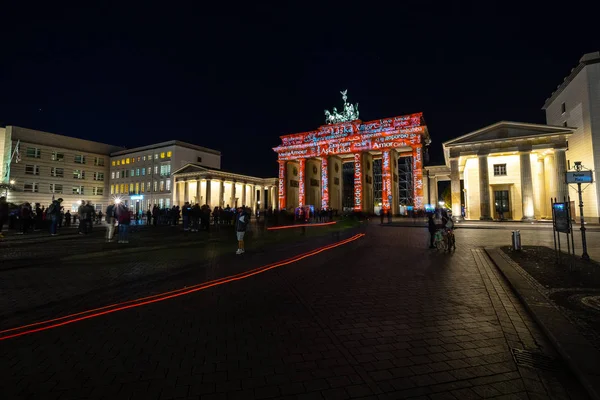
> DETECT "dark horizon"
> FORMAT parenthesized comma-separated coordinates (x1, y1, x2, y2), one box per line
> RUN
(1, 3, 598, 178)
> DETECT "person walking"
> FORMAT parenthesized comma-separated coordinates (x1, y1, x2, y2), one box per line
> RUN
(105, 201, 116, 242)
(47, 198, 63, 236)
(116, 203, 131, 243)
(235, 207, 249, 255)
(427, 213, 436, 249)
(0, 196, 8, 238)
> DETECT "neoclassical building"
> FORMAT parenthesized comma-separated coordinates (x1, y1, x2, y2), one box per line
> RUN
(172, 164, 278, 211)
(425, 121, 574, 221)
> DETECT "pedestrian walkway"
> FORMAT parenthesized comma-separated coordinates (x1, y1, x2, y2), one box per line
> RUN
(0, 225, 589, 399)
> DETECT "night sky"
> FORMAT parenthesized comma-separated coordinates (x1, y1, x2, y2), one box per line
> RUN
(1, 3, 598, 177)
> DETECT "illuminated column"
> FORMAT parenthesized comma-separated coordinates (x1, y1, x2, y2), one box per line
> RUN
(250, 184, 255, 210)
(242, 183, 247, 206)
(450, 158, 463, 221)
(232, 181, 237, 207)
(172, 178, 177, 206)
(270, 186, 276, 209)
(219, 180, 225, 207)
(298, 159, 306, 207)
(183, 180, 189, 203)
(321, 157, 329, 209)
(478, 155, 491, 220)
(536, 158, 546, 218)
(520, 151, 535, 220)
(391, 151, 400, 215)
(278, 161, 286, 210)
(545, 153, 556, 201)
(412, 145, 424, 209)
(555, 148, 568, 201)
(353, 153, 363, 211)
(196, 179, 201, 204)
(381, 150, 392, 211)
(206, 179, 212, 207)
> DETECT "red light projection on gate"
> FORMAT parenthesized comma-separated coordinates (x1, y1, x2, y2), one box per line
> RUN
(382, 150, 392, 211)
(321, 157, 329, 209)
(278, 161, 286, 209)
(298, 159, 305, 207)
(354, 153, 362, 211)
(274, 112, 428, 210)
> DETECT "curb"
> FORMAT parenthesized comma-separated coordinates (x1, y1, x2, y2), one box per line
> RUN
(484, 247, 600, 400)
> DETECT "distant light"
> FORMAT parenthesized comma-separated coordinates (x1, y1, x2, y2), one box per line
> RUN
(438, 201, 445, 206)
(77, 200, 82, 205)
(9, 179, 15, 185)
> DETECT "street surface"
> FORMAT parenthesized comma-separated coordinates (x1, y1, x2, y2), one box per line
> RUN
(0, 223, 595, 399)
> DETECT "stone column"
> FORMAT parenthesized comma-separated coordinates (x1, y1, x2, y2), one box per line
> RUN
(321, 157, 329, 209)
(298, 159, 306, 207)
(206, 179, 212, 207)
(520, 152, 535, 220)
(545, 153, 556, 202)
(450, 158, 463, 221)
(172, 178, 177, 207)
(232, 181, 237, 207)
(184, 180, 189, 203)
(353, 153, 363, 211)
(250, 184, 255, 210)
(242, 183, 247, 206)
(381, 150, 392, 212)
(219, 180, 225, 207)
(412, 145, 424, 209)
(478, 155, 491, 220)
(555, 148, 568, 202)
(536, 158, 546, 218)
(430, 176, 438, 205)
(277, 161, 286, 210)
(196, 179, 201, 204)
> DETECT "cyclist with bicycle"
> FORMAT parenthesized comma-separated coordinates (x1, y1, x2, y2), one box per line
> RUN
(442, 212, 456, 251)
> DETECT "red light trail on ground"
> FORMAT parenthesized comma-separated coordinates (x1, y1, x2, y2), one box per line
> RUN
(266, 221, 336, 230)
(0, 233, 365, 341)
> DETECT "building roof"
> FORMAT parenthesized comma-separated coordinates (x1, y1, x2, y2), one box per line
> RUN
(110, 140, 221, 157)
(443, 121, 573, 147)
(172, 163, 277, 184)
(7, 126, 124, 154)
(542, 51, 600, 110)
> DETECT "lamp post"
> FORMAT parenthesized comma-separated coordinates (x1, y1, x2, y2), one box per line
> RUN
(573, 162, 590, 261)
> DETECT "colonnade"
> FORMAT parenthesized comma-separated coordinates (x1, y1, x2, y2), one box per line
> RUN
(173, 178, 277, 210)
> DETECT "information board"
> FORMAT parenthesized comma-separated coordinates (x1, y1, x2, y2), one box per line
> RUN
(553, 202, 570, 233)
(566, 171, 593, 183)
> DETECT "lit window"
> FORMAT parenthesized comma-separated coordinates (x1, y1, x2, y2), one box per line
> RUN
(126, 158, 130, 164)
(142, 168, 146, 176)
(143, 156, 146, 161)
(26, 148, 41, 158)
(94, 157, 105, 166)
(137, 156, 141, 162)
(154, 166, 158, 174)
(153, 181, 158, 192)
(94, 172, 105, 181)
(111, 172, 115, 179)
(135, 183, 139, 193)
(112, 161, 116, 166)
(120, 184, 125, 193)
(23, 182, 39, 192)
(121, 159, 125, 165)
(51, 167, 64, 178)
(136, 168, 140, 176)
(148, 167, 152, 175)
(74, 155, 86, 164)
(52, 152, 64, 162)
(167, 151, 172, 158)
(131, 169, 134, 176)
(493, 164, 507, 176)
(115, 185, 119, 194)
(165, 198, 170, 208)
(160, 152, 165, 159)
(160, 180, 165, 191)
(50, 184, 63, 194)
(154, 154, 159, 160)
(25, 165, 40, 175)
(129, 183, 133, 193)
(117, 160, 121, 166)
(72, 186, 84, 195)
(140, 183, 144, 193)
(131, 157, 135, 163)
(147, 182, 151, 191)
(93, 187, 104, 196)
(73, 169, 85, 179)
(110, 185, 114, 194)
(166, 179, 171, 191)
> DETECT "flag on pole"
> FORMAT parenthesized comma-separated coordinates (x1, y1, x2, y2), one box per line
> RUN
(14, 140, 21, 163)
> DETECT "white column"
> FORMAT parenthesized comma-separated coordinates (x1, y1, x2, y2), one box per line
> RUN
(555, 148, 568, 202)
(520, 151, 535, 220)
(184, 180, 189, 203)
(478, 155, 491, 220)
(536, 157, 546, 218)
(219, 180, 225, 207)
(196, 180, 201, 204)
(206, 179, 212, 207)
(172, 178, 177, 207)
(232, 182, 237, 207)
(450, 158, 463, 221)
(242, 183, 247, 206)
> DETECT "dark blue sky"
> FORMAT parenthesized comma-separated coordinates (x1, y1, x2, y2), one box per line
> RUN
(1, 3, 598, 177)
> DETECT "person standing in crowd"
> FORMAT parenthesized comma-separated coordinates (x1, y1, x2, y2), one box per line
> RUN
(64, 210, 71, 227)
(182, 202, 191, 231)
(34, 203, 43, 231)
(428, 213, 436, 249)
(116, 203, 131, 243)
(78, 200, 86, 235)
(0, 196, 8, 238)
(105, 201, 116, 242)
(84, 201, 94, 233)
(47, 197, 63, 236)
(235, 207, 249, 255)
(146, 208, 152, 225)
(18, 202, 32, 235)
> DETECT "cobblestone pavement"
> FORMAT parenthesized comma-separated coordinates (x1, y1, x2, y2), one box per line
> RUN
(0, 225, 591, 399)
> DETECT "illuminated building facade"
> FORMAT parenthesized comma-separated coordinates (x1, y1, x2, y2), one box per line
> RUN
(273, 92, 430, 213)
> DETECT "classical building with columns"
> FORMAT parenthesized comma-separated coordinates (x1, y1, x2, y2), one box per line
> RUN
(273, 106, 430, 213)
(172, 164, 278, 211)
(425, 121, 574, 221)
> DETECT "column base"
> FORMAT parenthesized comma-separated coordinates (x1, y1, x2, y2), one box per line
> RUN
(521, 217, 536, 222)
(479, 216, 493, 221)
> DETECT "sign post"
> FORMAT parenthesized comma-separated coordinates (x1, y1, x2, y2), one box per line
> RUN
(566, 163, 593, 261)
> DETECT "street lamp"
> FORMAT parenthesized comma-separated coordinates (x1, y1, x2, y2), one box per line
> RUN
(573, 162, 591, 261)
(9, 179, 15, 185)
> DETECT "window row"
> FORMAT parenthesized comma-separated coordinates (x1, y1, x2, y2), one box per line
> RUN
(111, 151, 172, 166)
(24, 165, 104, 180)
(23, 183, 104, 195)
(24, 148, 104, 165)
(110, 180, 171, 194)
(111, 164, 171, 179)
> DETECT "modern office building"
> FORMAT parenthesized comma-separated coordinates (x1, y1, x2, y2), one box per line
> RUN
(543, 51, 600, 222)
(1, 126, 123, 212)
(108, 141, 221, 212)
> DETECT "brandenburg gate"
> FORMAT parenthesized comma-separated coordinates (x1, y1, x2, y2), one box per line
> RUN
(273, 91, 430, 214)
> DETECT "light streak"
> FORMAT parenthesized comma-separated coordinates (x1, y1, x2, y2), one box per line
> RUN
(0, 233, 365, 341)
(266, 221, 336, 230)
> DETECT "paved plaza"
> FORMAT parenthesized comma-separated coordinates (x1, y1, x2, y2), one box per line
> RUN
(1, 223, 597, 399)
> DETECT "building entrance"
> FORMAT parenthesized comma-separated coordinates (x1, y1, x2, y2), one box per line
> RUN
(494, 190, 510, 220)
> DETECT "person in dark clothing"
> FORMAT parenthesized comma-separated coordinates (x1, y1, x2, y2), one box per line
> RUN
(428, 214, 437, 249)
(34, 203, 43, 231)
(146, 209, 152, 225)
(64, 210, 71, 227)
(0, 196, 8, 238)
(380, 210, 385, 224)
(47, 198, 63, 236)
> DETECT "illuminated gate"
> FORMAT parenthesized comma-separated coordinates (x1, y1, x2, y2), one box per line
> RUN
(273, 91, 430, 213)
